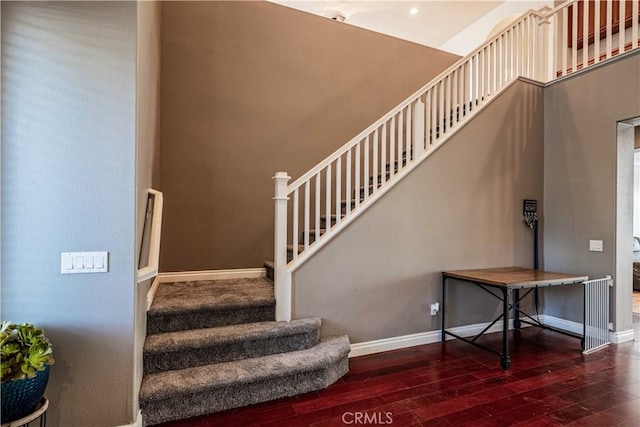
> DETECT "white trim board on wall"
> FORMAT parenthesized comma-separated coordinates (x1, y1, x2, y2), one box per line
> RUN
(146, 268, 267, 310)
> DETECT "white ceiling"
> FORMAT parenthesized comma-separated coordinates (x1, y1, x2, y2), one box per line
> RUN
(269, 0, 552, 55)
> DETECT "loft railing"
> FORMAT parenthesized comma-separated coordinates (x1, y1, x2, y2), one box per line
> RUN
(273, 0, 640, 321)
(138, 189, 164, 283)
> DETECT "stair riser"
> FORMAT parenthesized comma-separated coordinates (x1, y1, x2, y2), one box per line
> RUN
(147, 306, 274, 334)
(144, 330, 320, 374)
(141, 358, 349, 426)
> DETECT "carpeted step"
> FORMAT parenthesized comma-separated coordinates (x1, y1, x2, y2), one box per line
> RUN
(147, 278, 275, 334)
(144, 317, 321, 374)
(140, 335, 350, 426)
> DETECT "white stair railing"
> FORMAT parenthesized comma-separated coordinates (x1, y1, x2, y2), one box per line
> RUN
(273, 0, 640, 321)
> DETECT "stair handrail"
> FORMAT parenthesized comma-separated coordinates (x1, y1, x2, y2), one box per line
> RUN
(138, 188, 164, 283)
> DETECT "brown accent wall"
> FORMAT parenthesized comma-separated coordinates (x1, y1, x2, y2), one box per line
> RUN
(293, 80, 545, 343)
(635, 125, 640, 149)
(159, 1, 460, 271)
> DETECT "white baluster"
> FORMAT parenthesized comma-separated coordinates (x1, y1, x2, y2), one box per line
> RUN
(582, 0, 589, 67)
(335, 157, 341, 223)
(325, 164, 331, 230)
(293, 188, 299, 261)
(451, 70, 458, 128)
(304, 180, 310, 249)
(633, 0, 639, 49)
(373, 128, 379, 193)
(389, 117, 395, 176)
(562, 7, 568, 75)
(480, 48, 485, 100)
(397, 110, 403, 169)
(425, 91, 431, 147)
(571, 2, 578, 72)
(594, 0, 601, 63)
(606, 0, 612, 59)
(315, 172, 321, 240)
(431, 84, 438, 138)
(346, 149, 352, 215)
(273, 171, 291, 321)
(355, 142, 361, 208)
(364, 135, 370, 199)
(619, 0, 626, 53)
(444, 76, 451, 132)
(381, 122, 387, 185)
(437, 82, 444, 140)
(406, 103, 412, 160)
(459, 64, 466, 119)
(413, 99, 425, 158)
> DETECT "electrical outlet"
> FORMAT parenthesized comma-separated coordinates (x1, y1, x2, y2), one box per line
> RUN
(430, 303, 440, 316)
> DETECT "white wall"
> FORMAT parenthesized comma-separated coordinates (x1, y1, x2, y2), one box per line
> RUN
(439, 1, 552, 56)
(134, 0, 161, 421)
(1, 2, 137, 426)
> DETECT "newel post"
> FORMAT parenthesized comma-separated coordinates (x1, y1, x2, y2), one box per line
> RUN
(536, 7, 553, 83)
(273, 172, 291, 321)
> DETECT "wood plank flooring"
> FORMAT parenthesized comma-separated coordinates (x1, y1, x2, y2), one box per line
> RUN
(156, 318, 640, 426)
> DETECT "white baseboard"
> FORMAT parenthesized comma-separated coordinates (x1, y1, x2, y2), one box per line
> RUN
(117, 410, 142, 427)
(538, 314, 583, 335)
(349, 331, 440, 358)
(541, 315, 636, 344)
(349, 319, 528, 358)
(146, 268, 267, 311)
(610, 328, 635, 344)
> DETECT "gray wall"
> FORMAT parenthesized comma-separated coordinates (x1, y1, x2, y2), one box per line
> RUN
(293, 80, 545, 343)
(1, 2, 137, 426)
(159, 1, 460, 271)
(134, 0, 161, 421)
(544, 53, 640, 331)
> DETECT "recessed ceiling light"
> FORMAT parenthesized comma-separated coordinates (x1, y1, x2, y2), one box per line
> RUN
(409, 7, 419, 15)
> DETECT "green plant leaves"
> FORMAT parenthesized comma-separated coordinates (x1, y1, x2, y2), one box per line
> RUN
(0, 322, 54, 382)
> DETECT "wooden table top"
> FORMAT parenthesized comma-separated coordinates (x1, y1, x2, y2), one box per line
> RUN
(442, 267, 588, 289)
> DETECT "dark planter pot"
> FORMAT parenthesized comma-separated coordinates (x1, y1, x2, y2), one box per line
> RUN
(1, 365, 50, 423)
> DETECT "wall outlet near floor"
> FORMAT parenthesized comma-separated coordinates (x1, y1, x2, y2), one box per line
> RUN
(430, 302, 440, 316)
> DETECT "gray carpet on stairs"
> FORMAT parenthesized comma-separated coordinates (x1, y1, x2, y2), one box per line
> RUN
(144, 317, 321, 374)
(140, 335, 350, 426)
(147, 277, 275, 334)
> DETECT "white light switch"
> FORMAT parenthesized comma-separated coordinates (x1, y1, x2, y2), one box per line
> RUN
(589, 240, 603, 252)
(61, 252, 108, 274)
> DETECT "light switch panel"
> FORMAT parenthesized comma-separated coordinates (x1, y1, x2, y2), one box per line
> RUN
(589, 240, 603, 252)
(61, 252, 108, 274)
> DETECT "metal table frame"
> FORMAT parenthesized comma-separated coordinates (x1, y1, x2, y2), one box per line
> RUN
(441, 267, 588, 370)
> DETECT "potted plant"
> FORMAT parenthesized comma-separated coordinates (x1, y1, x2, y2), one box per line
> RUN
(1, 321, 55, 423)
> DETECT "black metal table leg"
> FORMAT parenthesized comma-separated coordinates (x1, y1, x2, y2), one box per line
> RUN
(513, 289, 521, 329)
(441, 275, 447, 342)
(500, 288, 511, 370)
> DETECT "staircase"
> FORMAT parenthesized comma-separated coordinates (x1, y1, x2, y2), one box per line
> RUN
(139, 277, 350, 426)
(270, 0, 640, 322)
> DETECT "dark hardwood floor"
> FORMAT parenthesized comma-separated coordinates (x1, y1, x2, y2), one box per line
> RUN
(157, 317, 640, 426)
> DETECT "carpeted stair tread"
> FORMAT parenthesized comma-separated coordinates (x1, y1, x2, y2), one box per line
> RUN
(140, 335, 350, 402)
(149, 277, 274, 316)
(147, 278, 276, 334)
(144, 317, 320, 353)
(143, 318, 322, 373)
